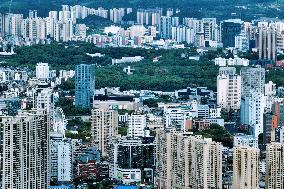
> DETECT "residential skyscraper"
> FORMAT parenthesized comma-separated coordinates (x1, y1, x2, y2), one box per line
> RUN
(160, 16, 172, 39)
(156, 129, 223, 189)
(0, 110, 49, 189)
(233, 146, 260, 189)
(136, 8, 162, 26)
(91, 108, 118, 156)
(75, 64, 96, 108)
(265, 142, 284, 189)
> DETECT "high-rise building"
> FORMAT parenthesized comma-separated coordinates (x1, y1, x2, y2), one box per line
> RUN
(0, 13, 7, 36)
(91, 108, 118, 156)
(127, 114, 146, 138)
(136, 8, 162, 26)
(75, 64, 96, 108)
(62, 19, 73, 42)
(171, 17, 179, 27)
(258, 24, 276, 61)
(36, 62, 50, 80)
(109, 136, 155, 184)
(221, 19, 243, 48)
(217, 72, 241, 111)
(166, 8, 174, 17)
(109, 8, 125, 23)
(156, 129, 223, 189)
(10, 14, 23, 36)
(50, 139, 72, 182)
(202, 18, 217, 41)
(263, 112, 278, 144)
(171, 26, 195, 44)
(235, 31, 249, 52)
(263, 101, 284, 143)
(240, 90, 265, 137)
(233, 146, 260, 189)
(36, 88, 54, 113)
(160, 16, 172, 39)
(265, 142, 284, 189)
(240, 66, 265, 97)
(0, 110, 49, 189)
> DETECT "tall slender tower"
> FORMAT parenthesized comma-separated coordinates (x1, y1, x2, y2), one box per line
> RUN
(75, 64, 96, 108)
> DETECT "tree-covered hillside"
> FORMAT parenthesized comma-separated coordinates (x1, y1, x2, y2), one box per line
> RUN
(2, 42, 283, 92)
(1, 43, 220, 91)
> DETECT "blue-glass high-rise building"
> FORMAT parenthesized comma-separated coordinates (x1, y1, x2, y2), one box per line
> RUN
(221, 19, 243, 48)
(75, 64, 96, 108)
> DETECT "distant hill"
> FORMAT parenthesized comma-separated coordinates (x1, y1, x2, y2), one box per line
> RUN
(0, 0, 282, 20)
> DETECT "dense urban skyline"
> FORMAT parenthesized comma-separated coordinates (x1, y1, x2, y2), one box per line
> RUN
(1, 1, 284, 189)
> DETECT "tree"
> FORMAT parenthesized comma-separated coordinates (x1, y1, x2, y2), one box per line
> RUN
(195, 124, 233, 148)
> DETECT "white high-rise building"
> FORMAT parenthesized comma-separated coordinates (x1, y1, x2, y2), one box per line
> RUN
(36, 62, 50, 80)
(10, 14, 23, 36)
(156, 129, 223, 189)
(127, 114, 146, 138)
(62, 19, 73, 42)
(109, 8, 125, 23)
(171, 26, 195, 44)
(50, 140, 72, 182)
(240, 90, 265, 137)
(217, 73, 241, 111)
(91, 108, 118, 156)
(265, 142, 284, 188)
(233, 146, 260, 189)
(0, 110, 49, 189)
